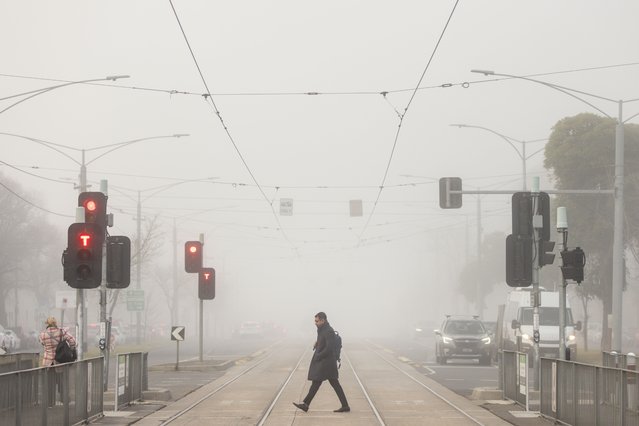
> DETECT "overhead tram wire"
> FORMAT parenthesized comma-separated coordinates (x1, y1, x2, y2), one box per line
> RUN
(167, 0, 298, 255)
(0, 179, 72, 218)
(2, 62, 639, 99)
(356, 0, 461, 246)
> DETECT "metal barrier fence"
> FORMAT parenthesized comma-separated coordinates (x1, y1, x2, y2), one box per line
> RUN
(0, 357, 104, 426)
(0, 353, 40, 375)
(540, 358, 639, 425)
(604, 352, 638, 370)
(114, 352, 148, 411)
(502, 350, 530, 410)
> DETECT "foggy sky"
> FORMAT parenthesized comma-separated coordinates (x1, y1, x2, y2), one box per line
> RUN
(2, 1, 638, 338)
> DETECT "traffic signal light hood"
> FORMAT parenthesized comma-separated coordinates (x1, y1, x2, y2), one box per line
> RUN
(184, 241, 203, 273)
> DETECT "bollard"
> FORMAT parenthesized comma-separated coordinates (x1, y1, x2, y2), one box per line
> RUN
(627, 353, 636, 411)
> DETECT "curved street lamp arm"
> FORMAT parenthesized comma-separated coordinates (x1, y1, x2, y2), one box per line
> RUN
(141, 176, 218, 202)
(623, 110, 639, 124)
(471, 70, 612, 118)
(0, 132, 80, 165)
(525, 146, 546, 160)
(450, 123, 523, 159)
(85, 134, 189, 166)
(0, 75, 129, 116)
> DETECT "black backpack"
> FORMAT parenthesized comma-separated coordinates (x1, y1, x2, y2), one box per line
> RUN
(50, 331, 77, 364)
(334, 331, 342, 368)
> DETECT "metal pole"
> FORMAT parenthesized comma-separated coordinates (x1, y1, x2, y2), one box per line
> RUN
(558, 227, 568, 361)
(77, 150, 87, 359)
(100, 180, 109, 391)
(611, 100, 625, 352)
(531, 178, 541, 391)
(136, 191, 142, 345)
(476, 192, 482, 318)
(173, 218, 178, 324)
(522, 142, 527, 191)
(199, 233, 204, 361)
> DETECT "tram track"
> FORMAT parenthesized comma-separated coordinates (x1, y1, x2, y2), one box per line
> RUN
(144, 338, 502, 425)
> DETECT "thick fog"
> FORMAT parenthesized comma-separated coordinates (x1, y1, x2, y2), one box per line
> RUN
(1, 1, 639, 345)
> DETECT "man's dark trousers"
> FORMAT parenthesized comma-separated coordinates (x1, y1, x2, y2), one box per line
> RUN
(303, 378, 348, 407)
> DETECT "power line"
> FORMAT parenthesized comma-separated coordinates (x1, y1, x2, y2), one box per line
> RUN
(0, 179, 72, 218)
(2, 62, 637, 98)
(168, 0, 298, 254)
(356, 0, 461, 245)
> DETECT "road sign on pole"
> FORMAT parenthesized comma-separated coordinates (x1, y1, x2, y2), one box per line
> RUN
(126, 289, 145, 311)
(171, 326, 185, 341)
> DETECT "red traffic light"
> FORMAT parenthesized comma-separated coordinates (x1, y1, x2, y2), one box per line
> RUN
(64, 222, 103, 289)
(79, 233, 92, 247)
(199, 267, 215, 300)
(184, 241, 203, 273)
(78, 192, 107, 231)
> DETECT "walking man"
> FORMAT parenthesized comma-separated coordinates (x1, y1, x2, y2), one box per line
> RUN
(293, 311, 350, 413)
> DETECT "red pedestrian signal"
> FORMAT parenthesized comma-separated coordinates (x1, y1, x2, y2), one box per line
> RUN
(64, 222, 103, 289)
(199, 267, 215, 300)
(79, 192, 107, 231)
(184, 241, 203, 273)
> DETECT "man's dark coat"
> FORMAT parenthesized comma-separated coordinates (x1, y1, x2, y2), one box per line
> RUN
(307, 321, 339, 381)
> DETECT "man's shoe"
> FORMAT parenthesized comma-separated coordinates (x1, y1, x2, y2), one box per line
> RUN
(293, 402, 309, 412)
(333, 406, 350, 413)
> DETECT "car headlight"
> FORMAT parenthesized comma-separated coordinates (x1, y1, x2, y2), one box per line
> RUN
(521, 333, 532, 343)
(567, 335, 576, 342)
(482, 336, 491, 345)
(415, 328, 422, 332)
(442, 336, 453, 344)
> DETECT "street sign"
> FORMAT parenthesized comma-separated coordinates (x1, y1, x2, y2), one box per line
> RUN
(55, 290, 77, 309)
(349, 200, 363, 217)
(439, 177, 462, 209)
(171, 326, 185, 341)
(126, 289, 145, 311)
(279, 198, 293, 216)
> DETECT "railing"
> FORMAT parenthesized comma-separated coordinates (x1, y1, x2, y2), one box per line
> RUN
(540, 357, 639, 425)
(604, 351, 638, 370)
(114, 352, 148, 411)
(0, 357, 104, 426)
(0, 353, 40, 374)
(502, 350, 530, 410)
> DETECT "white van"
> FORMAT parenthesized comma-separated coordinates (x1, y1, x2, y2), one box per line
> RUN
(502, 288, 581, 360)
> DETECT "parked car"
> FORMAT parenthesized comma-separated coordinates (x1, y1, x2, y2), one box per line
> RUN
(434, 315, 492, 365)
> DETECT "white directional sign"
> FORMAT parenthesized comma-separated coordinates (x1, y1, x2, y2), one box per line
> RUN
(280, 198, 293, 216)
(171, 326, 185, 341)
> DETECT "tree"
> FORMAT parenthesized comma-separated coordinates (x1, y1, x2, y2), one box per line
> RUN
(0, 173, 61, 327)
(457, 231, 507, 315)
(544, 112, 639, 350)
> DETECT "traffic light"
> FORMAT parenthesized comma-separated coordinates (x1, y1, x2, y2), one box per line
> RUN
(506, 234, 533, 287)
(198, 267, 215, 300)
(184, 241, 203, 273)
(512, 192, 533, 237)
(106, 236, 131, 289)
(561, 247, 586, 283)
(78, 192, 108, 231)
(64, 223, 103, 289)
(439, 177, 462, 209)
(539, 240, 556, 267)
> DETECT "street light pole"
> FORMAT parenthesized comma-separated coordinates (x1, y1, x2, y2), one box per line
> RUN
(450, 124, 546, 191)
(471, 68, 639, 352)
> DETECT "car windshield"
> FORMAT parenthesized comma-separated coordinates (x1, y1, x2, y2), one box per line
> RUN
(520, 307, 574, 326)
(444, 320, 485, 335)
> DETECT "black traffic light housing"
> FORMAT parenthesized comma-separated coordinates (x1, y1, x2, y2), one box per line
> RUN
(506, 234, 533, 287)
(539, 240, 556, 267)
(184, 241, 203, 273)
(561, 247, 586, 283)
(64, 222, 104, 289)
(198, 267, 215, 300)
(79, 192, 108, 231)
(106, 236, 131, 288)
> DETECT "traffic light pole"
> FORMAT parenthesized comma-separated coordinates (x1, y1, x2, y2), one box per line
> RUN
(199, 234, 204, 362)
(558, 224, 568, 361)
(99, 180, 110, 391)
(531, 181, 542, 391)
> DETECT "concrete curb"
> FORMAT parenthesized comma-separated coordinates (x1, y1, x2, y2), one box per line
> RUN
(470, 386, 504, 400)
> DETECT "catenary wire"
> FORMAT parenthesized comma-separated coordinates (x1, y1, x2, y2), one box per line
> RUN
(168, 0, 298, 254)
(356, 0, 461, 245)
